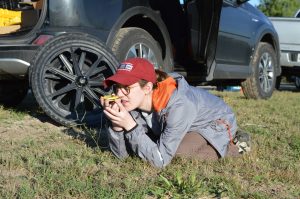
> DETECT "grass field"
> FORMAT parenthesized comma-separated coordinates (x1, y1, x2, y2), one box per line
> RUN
(0, 86, 300, 198)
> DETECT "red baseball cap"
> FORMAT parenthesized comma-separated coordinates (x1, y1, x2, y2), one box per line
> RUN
(104, 58, 157, 88)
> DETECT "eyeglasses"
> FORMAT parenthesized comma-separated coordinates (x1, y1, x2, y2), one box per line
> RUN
(112, 84, 140, 96)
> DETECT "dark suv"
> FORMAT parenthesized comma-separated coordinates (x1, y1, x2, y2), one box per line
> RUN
(0, 0, 280, 126)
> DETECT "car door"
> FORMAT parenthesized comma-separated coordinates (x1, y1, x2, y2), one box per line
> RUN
(186, 0, 222, 77)
(215, 0, 254, 77)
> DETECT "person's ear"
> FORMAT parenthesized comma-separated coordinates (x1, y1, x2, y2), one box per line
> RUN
(143, 82, 153, 95)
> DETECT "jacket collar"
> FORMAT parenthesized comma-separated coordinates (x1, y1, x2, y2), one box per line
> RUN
(152, 77, 177, 112)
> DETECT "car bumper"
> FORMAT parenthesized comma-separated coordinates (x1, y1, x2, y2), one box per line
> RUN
(280, 51, 300, 67)
(0, 45, 38, 78)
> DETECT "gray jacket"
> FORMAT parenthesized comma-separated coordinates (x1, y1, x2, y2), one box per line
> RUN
(108, 73, 237, 168)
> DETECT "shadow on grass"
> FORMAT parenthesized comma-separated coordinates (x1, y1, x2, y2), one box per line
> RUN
(6, 90, 110, 151)
(214, 83, 300, 100)
(12, 90, 61, 126)
(63, 126, 110, 152)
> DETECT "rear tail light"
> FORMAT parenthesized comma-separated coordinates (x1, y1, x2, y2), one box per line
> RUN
(32, 35, 53, 45)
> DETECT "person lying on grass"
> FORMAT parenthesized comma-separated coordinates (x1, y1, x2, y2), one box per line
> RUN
(101, 58, 250, 168)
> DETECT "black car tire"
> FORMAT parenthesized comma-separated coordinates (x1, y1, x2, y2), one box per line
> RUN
(111, 27, 169, 71)
(0, 79, 28, 106)
(241, 42, 277, 99)
(30, 33, 118, 126)
(295, 76, 300, 89)
(275, 75, 281, 90)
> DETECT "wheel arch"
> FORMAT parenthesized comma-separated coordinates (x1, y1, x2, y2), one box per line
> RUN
(106, 6, 173, 69)
(253, 29, 281, 77)
(260, 33, 281, 76)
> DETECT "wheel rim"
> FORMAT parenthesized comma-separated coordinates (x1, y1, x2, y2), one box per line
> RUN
(258, 52, 274, 93)
(42, 46, 115, 124)
(125, 43, 159, 68)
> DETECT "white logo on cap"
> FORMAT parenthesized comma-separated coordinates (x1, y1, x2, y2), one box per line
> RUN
(118, 63, 133, 71)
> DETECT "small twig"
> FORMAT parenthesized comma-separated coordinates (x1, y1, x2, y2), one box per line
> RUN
(243, 123, 268, 128)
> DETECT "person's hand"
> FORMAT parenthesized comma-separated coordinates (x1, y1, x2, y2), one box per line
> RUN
(103, 100, 137, 131)
(100, 96, 123, 131)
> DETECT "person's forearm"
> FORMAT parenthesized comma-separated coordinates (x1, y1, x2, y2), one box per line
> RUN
(108, 128, 129, 159)
(125, 125, 167, 168)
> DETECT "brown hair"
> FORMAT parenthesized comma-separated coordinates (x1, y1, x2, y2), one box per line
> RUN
(138, 69, 169, 89)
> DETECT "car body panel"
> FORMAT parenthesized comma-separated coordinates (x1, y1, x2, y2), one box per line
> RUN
(0, 0, 280, 81)
(216, 1, 253, 67)
(214, 0, 280, 79)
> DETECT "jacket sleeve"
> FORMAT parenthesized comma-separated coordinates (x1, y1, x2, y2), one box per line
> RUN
(125, 100, 197, 168)
(108, 128, 129, 159)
